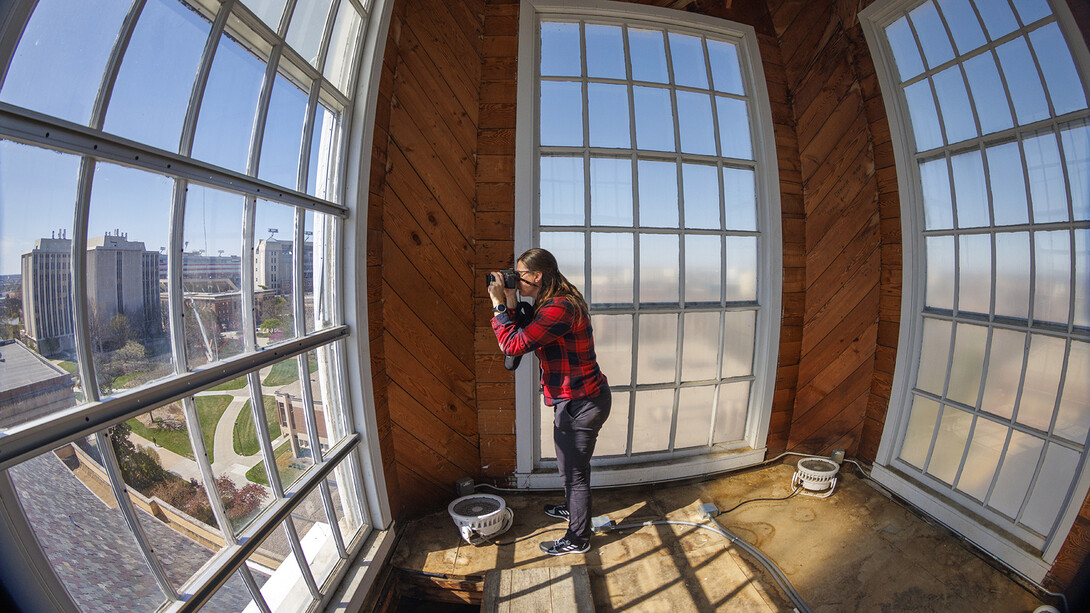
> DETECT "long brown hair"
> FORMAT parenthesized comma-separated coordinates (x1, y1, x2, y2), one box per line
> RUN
(518, 248, 589, 323)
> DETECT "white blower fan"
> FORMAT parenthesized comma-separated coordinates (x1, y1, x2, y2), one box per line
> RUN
(448, 493, 514, 545)
(791, 457, 840, 498)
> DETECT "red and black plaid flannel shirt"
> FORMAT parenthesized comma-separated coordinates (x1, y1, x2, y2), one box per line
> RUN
(491, 297, 606, 406)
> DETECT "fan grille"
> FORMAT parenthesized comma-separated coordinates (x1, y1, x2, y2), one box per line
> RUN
(452, 497, 501, 517)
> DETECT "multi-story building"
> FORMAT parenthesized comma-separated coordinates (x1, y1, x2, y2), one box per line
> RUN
(20, 233, 74, 356)
(0, 338, 76, 428)
(274, 375, 328, 460)
(254, 238, 312, 296)
(157, 251, 243, 285)
(86, 231, 162, 341)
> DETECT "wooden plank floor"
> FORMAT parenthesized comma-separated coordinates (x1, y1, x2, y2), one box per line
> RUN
(483, 565, 594, 613)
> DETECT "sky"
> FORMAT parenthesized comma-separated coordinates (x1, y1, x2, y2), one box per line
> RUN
(0, 0, 341, 275)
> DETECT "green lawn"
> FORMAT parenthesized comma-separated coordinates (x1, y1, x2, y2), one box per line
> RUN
(233, 395, 280, 456)
(125, 395, 232, 463)
(209, 376, 247, 391)
(261, 357, 318, 387)
(57, 360, 78, 374)
(246, 439, 305, 486)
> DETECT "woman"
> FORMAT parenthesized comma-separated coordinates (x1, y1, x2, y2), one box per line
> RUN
(488, 248, 611, 556)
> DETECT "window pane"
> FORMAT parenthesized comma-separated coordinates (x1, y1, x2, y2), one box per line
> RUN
(639, 234, 679, 303)
(978, 0, 1019, 40)
(1076, 229, 1090, 329)
(588, 83, 631, 149)
(676, 91, 717, 155)
(199, 571, 267, 612)
(1022, 443, 1079, 535)
(956, 416, 1006, 501)
(707, 39, 744, 95)
(303, 211, 317, 333)
(590, 157, 633, 226)
(192, 23, 268, 174)
(9, 441, 170, 611)
(723, 236, 756, 302)
(259, 68, 310, 188)
(885, 16, 925, 82)
(289, 486, 340, 588)
(286, 0, 334, 67)
(245, 520, 315, 613)
(713, 380, 749, 442)
(632, 388, 675, 453)
(947, 322, 987, 406)
(900, 395, 940, 469)
(316, 341, 352, 444)
(925, 235, 955, 310)
(0, 142, 81, 413)
(1055, 340, 1090, 444)
(917, 317, 952, 395)
(996, 37, 1049, 125)
(1061, 124, 1090, 221)
(540, 232, 585, 291)
(981, 328, 1026, 420)
(986, 141, 1029, 226)
(540, 395, 554, 460)
(682, 312, 719, 382)
(540, 156, 585, 226)
(910, 1, 955, 69)
(637, 160, 679, 228)
(936, 0, 986, 55)
(1016, 334, 1065, 432)
(668, 33, 708, 89)
(1012, 0, 1052, 24)
(1029, 23, 1086, 117)
(721, 310, 756, 378)
(0, 0, 129, 125)
(591, 232, 633, 305)
(86, 164, 173, 397)
(633, 86, 675, 151)
(685, 235, 722, 304)
(1033, 230, 1070, 326)
(957, 234, 991, 316)
(324, 0, 363, 93)
(994, 231, 1031, 320)
(243, 379, 311, 491)
(682, 163, 720, 229)
(723, 167, 757, 231)
(716, 97, 752, 160)
(629, 28, 669, 83)
(905, 79, 943, 152)
(1025, 133, 1068, 223)
(963, 52, 1014, 135)
(933, 66, 977, 145)
(182, 185, 245, 370)
(596, 390, 630, 456)
(306, 102, 339, 199)
(920, 157, 954, 229)
(540, 81, 584, 147)
(586, 24, 625, 79)
(927, 405, 972, 484)
(103, 0, 211, 152)
(327, 455, 368, 543)
(952, 149, 989, 227)
(245, 0, 288, 31)
(541, 22, 581, 77)
(675, 385, 715, 448)
(592, 314, 632, 387)
(637, 313, 678, 384)
(310, 213, 337, 332)
(255, 200, 298, 343)
(989, 430, 1043, 518)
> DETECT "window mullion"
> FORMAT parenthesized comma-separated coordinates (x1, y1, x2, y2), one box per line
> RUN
(238, 566, 273, 613)
(283, 518, 320, 598)
(247, 45, 284, 178)
(179, 396, 237, 542)
(179, 0, 234, 157)
(93, 430, 180, 602)
(89, 0, 145, 130)
(70, 157, 98, 405)
(278, 0, 299, 38)
(315, 0, 342, 76)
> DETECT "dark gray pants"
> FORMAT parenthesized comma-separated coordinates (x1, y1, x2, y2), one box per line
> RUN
(553, 385, 611, 544)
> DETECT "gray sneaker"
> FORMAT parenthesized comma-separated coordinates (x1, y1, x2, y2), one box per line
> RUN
(544, 503, 569, 520)
(539, 536, 589, 556)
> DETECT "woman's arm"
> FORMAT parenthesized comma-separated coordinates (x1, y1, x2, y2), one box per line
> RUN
(492, 299, 573, 356)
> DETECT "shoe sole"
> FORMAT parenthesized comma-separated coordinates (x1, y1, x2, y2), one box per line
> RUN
(541, 544, 590, 556)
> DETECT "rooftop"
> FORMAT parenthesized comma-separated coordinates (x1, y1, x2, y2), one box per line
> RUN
(0, 338, 70, 396)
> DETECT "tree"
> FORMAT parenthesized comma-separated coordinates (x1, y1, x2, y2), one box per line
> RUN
(117, 340, 146, 364)
(109, 314, 131, 349)
(109, 423, 169, 492)
(259, 318, 282, 333)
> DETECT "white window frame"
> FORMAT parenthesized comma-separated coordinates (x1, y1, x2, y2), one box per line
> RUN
(0, 0, 395, 610)
(860, 0, 1090, 583)
(513, 0, 782, 488)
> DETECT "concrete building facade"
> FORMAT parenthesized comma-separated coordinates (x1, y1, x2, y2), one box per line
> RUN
(20, 235, 74, 357)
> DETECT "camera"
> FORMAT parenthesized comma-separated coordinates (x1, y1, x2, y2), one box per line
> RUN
(486, 269, 519, 289)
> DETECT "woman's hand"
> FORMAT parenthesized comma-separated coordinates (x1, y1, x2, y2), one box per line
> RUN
(488, 271, 507, 307)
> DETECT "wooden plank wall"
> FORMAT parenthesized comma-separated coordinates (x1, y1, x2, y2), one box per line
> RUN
(367, 0, 486, 518)
(475, 0, 520, 480)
